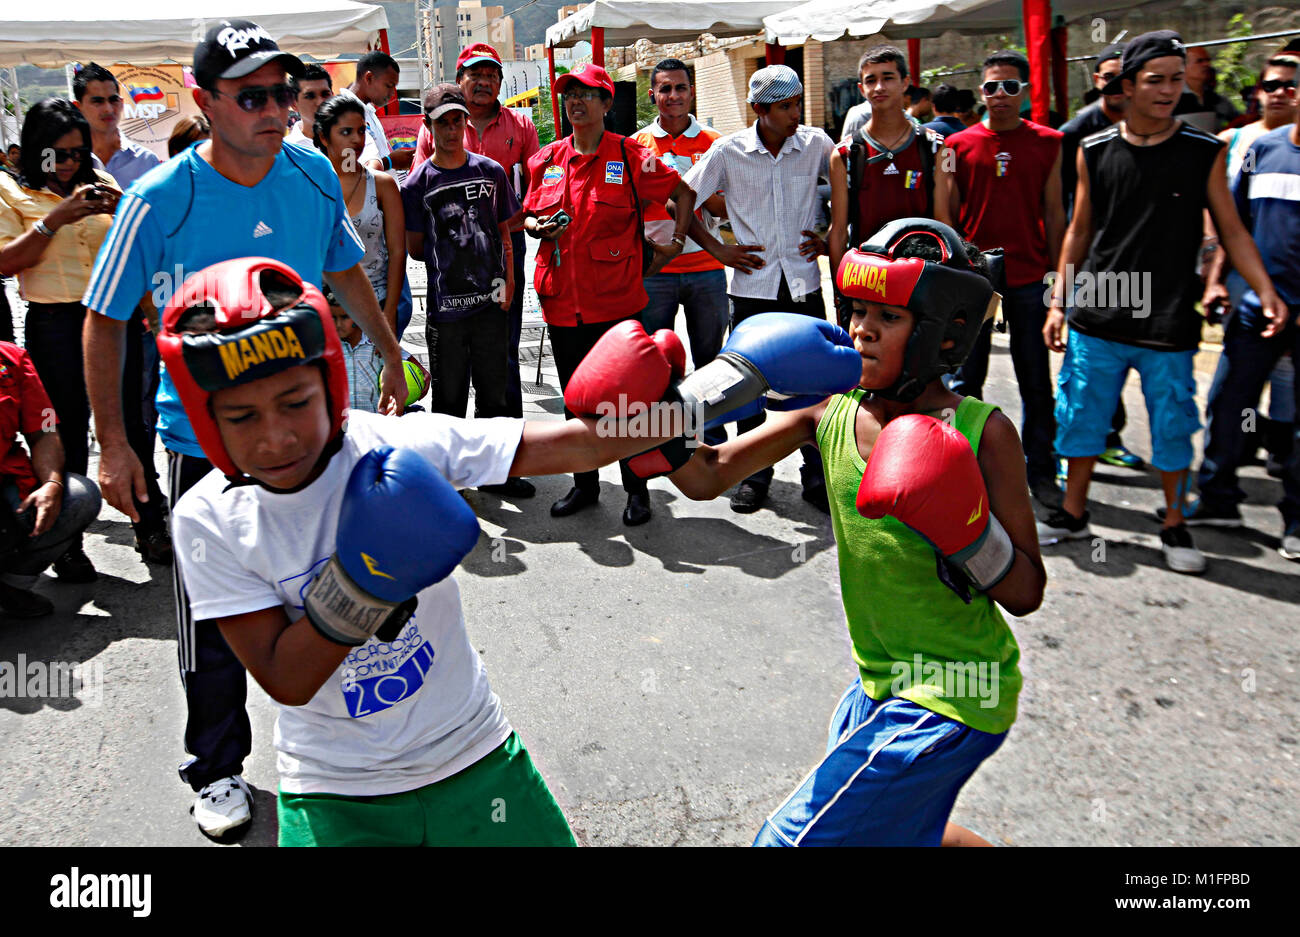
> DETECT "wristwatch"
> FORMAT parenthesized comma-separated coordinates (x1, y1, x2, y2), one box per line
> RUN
(671, 234, 686, 247)
(33, 218, 55, 238)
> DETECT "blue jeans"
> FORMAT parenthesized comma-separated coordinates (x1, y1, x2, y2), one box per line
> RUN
(1197, 303, 1300, 526)
(946, 282, 1057, 483)
(0, 473, 102, 588)
(640, 268, 729, 446)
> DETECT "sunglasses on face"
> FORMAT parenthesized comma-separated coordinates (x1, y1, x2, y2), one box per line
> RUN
(52, 146, 91, 163)
(563, 89, 604, 102)
(87, 95, 122, 106)
(213, 83, 296, 112)
(1260, 78, 1297, 93)
(296, 90, 332, 102)
(982, 79, 1027, 96)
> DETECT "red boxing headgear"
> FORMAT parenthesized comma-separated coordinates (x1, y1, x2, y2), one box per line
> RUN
(156, 257, 350, 478)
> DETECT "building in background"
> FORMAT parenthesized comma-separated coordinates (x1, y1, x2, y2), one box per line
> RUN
(421, 0, 517, 82)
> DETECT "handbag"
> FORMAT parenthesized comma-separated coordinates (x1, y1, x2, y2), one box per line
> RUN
(619, 136, 655, 275)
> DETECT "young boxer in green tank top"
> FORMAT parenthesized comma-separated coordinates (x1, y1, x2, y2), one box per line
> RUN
(663, 218, 1046, 846)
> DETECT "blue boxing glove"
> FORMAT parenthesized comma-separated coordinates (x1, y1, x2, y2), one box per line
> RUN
(304, 447, 481, 646)
(670, 312, 862, 430)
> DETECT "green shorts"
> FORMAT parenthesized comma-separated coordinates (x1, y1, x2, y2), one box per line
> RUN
(277, 732, 576, 847)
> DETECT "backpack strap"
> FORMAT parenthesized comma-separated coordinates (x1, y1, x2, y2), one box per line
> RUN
(917, 127, 941, 218)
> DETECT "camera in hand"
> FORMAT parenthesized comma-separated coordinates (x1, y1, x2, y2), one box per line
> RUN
(548, 210, 572, 229)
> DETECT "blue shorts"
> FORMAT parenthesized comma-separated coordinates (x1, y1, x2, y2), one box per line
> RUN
(1054, 330, 1201, 472)
(753, 680, 1006, 847)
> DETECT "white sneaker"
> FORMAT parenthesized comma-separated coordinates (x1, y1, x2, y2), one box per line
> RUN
(191, 775, 252, 838)
(1160, 525, 1206, 575)
(1280, 525, 1300, 562)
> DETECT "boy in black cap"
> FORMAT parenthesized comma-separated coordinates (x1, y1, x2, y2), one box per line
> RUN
(1057, 43, 1146, 474)
(1043, 30, 1286, 574)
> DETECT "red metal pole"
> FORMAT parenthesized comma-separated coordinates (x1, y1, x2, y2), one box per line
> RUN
(592, 26, 605, 67)
(1051, 22, 1069, 120)
(377, 28, 396, 116)
(1021, 0, 1051, 124)
(907, 39, 921, 81)
(764, 42, 785, 65)
(547, 44, 560, 132)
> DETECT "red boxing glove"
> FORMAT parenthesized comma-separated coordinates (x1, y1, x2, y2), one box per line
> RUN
(857, 414, 1014, 594)
(564, 320, 686, 417)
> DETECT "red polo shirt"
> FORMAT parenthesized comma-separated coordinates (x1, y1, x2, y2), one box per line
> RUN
(0, 341, 57, 498)
(523, 132, 680, 326)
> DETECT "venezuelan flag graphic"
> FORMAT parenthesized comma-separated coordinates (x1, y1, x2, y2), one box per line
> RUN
(128, 85, 165, 104)
(903, 170, 921, 190)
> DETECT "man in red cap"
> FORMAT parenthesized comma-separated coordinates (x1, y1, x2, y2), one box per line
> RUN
(414, 42, 541, 497)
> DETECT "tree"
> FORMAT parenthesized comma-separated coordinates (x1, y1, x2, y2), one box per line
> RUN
(1212, 14, 1256, 103)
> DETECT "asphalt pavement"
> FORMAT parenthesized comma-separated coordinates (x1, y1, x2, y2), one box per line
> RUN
(0, 261, 1296, 847)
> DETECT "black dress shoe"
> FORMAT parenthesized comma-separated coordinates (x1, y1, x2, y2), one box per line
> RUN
(729, 481, 769, 514)
(135, 528, 174, 565)
(479, 477, 536, 498)
(0, 581, 54, 619)
(53, 547, 97, 583)
(550, 486, 599, 517)
(622, 493, 651, 526)
(801, 481, 830, 514)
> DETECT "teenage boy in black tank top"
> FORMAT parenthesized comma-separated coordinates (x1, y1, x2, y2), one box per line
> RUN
(1042, 31, 1286, 575)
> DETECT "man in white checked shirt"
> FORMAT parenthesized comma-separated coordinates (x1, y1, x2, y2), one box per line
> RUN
(684, 64, 836, 514)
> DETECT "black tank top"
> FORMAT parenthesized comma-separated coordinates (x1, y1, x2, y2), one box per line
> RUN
(1071, 122, 1223, 351)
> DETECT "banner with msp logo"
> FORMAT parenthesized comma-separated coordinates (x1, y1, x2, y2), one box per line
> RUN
(113, 64, 202, 160)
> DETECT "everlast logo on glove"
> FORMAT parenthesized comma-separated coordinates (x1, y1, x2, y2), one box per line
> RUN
(181, 306, 323, 390)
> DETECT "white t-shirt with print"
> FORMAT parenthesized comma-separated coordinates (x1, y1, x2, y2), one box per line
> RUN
(173, 409, 524, 796)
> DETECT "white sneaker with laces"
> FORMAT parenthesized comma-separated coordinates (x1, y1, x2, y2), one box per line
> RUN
(191, 775, 252, 838)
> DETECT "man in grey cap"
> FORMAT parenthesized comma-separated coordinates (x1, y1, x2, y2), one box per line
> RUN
(684, 63, 836, 513)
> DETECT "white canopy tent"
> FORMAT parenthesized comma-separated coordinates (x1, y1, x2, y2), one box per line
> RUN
(762, 0, 1157, 45)
(0, 0, 389, 68)
(546, 0, 796, 50)
(763, 0, 1167, 124)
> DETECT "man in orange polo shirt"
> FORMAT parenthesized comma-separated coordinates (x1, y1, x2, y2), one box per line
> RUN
(633, 58, 729, 449)
(522, 63, 697, 525)
(415, 43, 541, 497)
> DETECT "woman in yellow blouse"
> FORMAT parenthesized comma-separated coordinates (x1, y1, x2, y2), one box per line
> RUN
(0, 98, 120, 581)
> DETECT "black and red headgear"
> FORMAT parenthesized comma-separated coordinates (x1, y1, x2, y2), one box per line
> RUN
(836, 218, 1001, 402)
(156, 257, 349, 478)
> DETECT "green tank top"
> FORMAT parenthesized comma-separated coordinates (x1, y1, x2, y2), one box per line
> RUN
(816, 391, 1022, 734)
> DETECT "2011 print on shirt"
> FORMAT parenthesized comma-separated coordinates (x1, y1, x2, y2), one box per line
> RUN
(281, 558, 436, 718)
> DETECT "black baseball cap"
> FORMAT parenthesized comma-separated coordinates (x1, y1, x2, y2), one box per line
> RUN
(1094, 42, 1126, 73)
(193, 19, 305, 90)
(1100, 30, 1186, 95)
